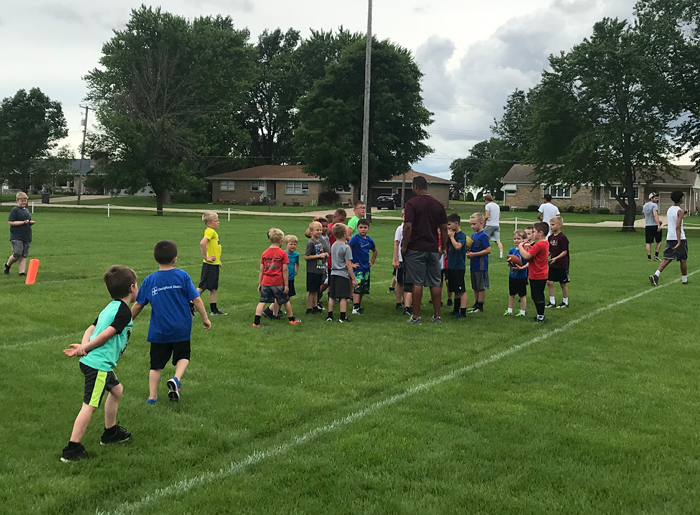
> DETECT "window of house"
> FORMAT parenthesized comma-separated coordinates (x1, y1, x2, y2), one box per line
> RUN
(251, 181, 265, 192)
(286, 181, 309, 195)
(335, 186, 352, 194)
(609, 186, 638, 199)
(546, 185, 571, 199)
(220, 180, 235, 191)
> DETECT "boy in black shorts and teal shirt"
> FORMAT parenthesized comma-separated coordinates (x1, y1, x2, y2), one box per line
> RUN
(446, 213, 468, 319)
(61, 265, 138, 462)
(132, 241, 211, 404)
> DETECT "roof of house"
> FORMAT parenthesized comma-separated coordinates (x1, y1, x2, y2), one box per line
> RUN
(502, 164, 698, 187)
(68, 159, 94, 175)
(207, 165, 454, 184)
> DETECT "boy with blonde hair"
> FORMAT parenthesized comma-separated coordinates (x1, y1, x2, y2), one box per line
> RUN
(264, 234, 300, 320)
(504, 230, 528, 316)
(4, 191, 35, 276)
(197, 211, 226, 315)
(254, 228, 301, 327)
(305, 221, 328, 314)
(466, 213, 490, 313)
(326, 223, 357, 322)
(546, 215, 570, 308)
(519, 222, 550, 322)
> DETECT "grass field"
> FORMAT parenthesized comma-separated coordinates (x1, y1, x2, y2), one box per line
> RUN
(1, 207, 698, 515)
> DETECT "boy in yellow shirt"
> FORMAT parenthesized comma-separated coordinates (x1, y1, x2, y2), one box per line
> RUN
(198, 211, 227, 315)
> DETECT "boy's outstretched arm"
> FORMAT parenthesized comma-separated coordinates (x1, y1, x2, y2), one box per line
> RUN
(192, 296, 212, 330)
(64, 325, 117, 357)
(131, 301, 144, 320)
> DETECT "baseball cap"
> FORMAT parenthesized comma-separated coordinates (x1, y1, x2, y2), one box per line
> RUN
(649, 192, 658, 199)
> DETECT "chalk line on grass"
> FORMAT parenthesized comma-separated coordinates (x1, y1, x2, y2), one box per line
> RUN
(97, 269, 698, 515)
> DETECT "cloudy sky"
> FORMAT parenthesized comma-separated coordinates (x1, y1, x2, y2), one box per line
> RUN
(1, 0, 649, 179)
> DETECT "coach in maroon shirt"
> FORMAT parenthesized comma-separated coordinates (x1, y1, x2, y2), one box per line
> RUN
(401, 176, 448, 323)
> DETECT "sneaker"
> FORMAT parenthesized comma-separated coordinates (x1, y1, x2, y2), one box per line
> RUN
(453, 314, 466, 320)
(338, 317, 351, 323)
(352, 307, 362, 315)
(60, 443, 89, 462)
(3, 262, 9, 275)
(146, 397, 158, 405)
(683, 281, 689, 285)
(503, 310, 512, 316)
(387, 287, 395, 293)
(407, 316, 422, 324)
(395, 304, 403, 311)
(166, 377, 181, 401)
(653, 255, 661, 261)
(515, 312, 526, 317)
(316, 302, 324, 311)
(18, 272, 25, 277)
(402, 307, 412, 316)
(446, 299, 453, 307)
(210, 310, 228, 316)
(545, 302, 556, 309)
(556, 302, 569, 308)
(326, 316, 333, 322)
(288, 318, 301, 325)
(100, 425, 131, 445)
(533, 317, 546, 323)
(647, 257, 653, 261)
(311, 307, 322, 314)
(431, 316, 442, 323)
(262, 308, 275, 320)
(649, 274, 659, 287)
(468, 307, 483, 313)
(252, 323, 264, 328)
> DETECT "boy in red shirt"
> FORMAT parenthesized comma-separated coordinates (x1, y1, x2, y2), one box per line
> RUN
(519, 222, 550, 323)
(253, 228, 301, 327)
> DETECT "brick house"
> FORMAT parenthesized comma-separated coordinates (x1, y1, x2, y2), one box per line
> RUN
(501, 164, 699, 214)
(206, 166, 454, 208)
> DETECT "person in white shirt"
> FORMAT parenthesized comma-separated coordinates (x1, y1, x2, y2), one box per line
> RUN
(642, 192, 663, 261)
(538, 194, 560, 235)
(650, 190, 688, 286)
(483, 194, 503, 258)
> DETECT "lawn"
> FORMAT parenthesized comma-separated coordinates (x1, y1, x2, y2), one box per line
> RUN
(0, 207, 698, 515)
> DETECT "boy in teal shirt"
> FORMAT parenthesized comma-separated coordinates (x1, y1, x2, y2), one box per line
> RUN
(61, 265, 138, 462)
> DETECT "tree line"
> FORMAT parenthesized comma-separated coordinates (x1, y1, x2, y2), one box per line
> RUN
(0, 6, 432, 214)
(451, 0, 699, 231)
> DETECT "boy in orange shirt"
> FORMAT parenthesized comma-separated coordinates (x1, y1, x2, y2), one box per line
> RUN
(518, 222, 550, 323)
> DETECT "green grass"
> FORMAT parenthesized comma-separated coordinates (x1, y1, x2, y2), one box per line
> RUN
(0, 207, 698, 514)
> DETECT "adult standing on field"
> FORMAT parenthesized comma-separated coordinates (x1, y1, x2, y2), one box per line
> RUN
(401, 176, 448, 324)
(650, 190, 689, 286)
(538, 193, 560, 233)
(483, 194, 503, 259)
(4, 191, 35, 277)
(643, 192, 663, 261)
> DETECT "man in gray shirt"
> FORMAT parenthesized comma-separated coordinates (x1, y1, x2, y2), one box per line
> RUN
(483, 194, 503, 259)
(642, 192, 662, 261)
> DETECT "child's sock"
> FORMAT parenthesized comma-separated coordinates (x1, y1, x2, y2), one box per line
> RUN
(453, 302, 460, 314)
(500, 252, 504, 258)
(288, 316, 295, 322)
(563, 297, 568, 305)
(327, 310, 334, 320)
(254, 315, 262, 325)
(654, 270, 661, 277)
(549, 296, 555, 304)
(507, 307, 513, 314)
(519, 309, 526, 315)
(210, 303, 217, 312)
(340, 311, 347, 320)
(647, 254, 652, 260)
(655, 251, 659, 257)
(353, 303, 360, 310)
(683, 275, 688, 283)
(460, 307, 467, 315)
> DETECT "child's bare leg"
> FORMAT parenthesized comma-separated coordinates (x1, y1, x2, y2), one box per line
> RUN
(17, 256, 27, 274)
(327, 297, 336, 313)
(149, 370, 161, 400)
(307, 292, 318, 309)
(681, 261, 688, 276)
(395, 284, 403, 304)
(404, 291, 412, 309)
(508, 295, 515, 310)
(69, 403, 97, 442)
(519, 295, 527, 311)
(174, 359, 189, 382)
(561, 283, 569, 298)
(271, 302, 280, 316)
(339, 298, 347, 313)
(255, 302, 266, 316)
(6, 254, 18, 266)
(209, 289, 217, 303)
(477, 290, 486, 303)
(547, 280, 555, 297)
(283, 301, 294, 318)
(104, 383, 123, 429)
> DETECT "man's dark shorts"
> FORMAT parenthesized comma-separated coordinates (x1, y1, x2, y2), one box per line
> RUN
(81, 362, 120, 408)
(403, 250, 441, 288)
(199, 262, 220, 291)
(259, 285, 289, 305)
(446, 269, 466, 293)
(645, 225, 662, 244)
(548, 268, 570, 284)
(150, 341, 191, 370)
(509, 277, 528, 298)
(663, 240, 688, 261)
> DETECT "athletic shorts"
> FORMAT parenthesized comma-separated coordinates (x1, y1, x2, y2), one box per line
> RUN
(470, 270, 490, 291)
(529, 279, 547, 304)
(150, 341, 191, 370)
(259, 285, 289, 305)
(403, 250, 441, 288)
(10, 239, 30, 258)
(484, 225, 501, 242)
(328, 274, 352, 299)
(198, 263, 220, 291)
(645, 225, 662, 244)
(663, 240, 688, 261)
(287, 278, 296, 298)
(509, 277, 528, 298)
(81, 362, 119, 408)
(306, 271, 324, 292)
(446, 269, 466, 293)
(395, 266, 413, 292)
(353, 270, 371, 295)
(548, 268, 570, 284)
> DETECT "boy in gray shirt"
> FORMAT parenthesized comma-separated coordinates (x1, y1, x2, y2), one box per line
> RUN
(642, 192, 662, 261)
(326, 223, 358, 323)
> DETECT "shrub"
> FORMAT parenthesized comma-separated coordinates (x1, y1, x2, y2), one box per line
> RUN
(526, 205, 539, 212)
(318, 190, 339, 205)
(466, 192, 475, 202)
(597, 207, 610, 215)
(576, 206, 591, 214)
(565, 205, 576, 213)
(501, 205, 510, 212)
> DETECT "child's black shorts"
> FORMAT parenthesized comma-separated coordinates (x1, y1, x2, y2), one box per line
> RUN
(509, 277, 528, 298)
(288, 278, 296, 298)
(328, 274, 352, 299)
(446, 269, 466, 293)
(548, 268, 570, 284)
(81, 363, 120, 408)
(306, 272, 324, 293)
(199, 262, 220, 291)
(396, 266, 413, 293)
(150, 341, 191, 370)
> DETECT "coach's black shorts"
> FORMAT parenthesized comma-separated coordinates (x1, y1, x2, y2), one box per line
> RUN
(548, 268, 570, 284)
(199, 263, 220, 291)
(645, 225, 662, 244)
(446, 269, 466, 293)
(81, 363, 120, 408)
(150, 341, 191, 370)
(663, 240, 688, 261)
(509, 277, 528, 298)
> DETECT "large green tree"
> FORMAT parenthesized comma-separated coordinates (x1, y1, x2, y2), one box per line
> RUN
(295, 38, 433, 190)
(525, 18, 680, 231)
(85, 6, 255, 214)
(450, 138, 514, 200)
(0, 88, 68, 192)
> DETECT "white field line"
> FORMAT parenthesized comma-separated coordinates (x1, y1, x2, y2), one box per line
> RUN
(96, 269, 699, 515)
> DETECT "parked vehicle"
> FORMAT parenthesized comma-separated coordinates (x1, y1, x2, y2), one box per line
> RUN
(376, 194, 396, 210)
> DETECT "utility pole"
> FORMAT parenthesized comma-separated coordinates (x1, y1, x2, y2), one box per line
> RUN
(360, 0, 372, 219)
(77, 105, 90, 205)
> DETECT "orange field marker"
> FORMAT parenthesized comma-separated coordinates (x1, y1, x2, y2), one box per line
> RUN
(25, 259, 40, 285)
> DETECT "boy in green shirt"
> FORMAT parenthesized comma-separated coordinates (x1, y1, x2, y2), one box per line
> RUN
(60, 265, 138, 462)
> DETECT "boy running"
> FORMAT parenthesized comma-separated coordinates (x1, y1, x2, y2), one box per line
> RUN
(650, 190, 689, 286)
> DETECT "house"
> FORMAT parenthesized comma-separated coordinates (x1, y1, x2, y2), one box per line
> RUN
(206, 166, 454, 208)
(500, 164, 699, 214)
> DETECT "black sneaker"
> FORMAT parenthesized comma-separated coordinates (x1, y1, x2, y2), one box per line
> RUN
(653, 256, 661, 261)
(60, 443, 89, 462)
(683, 281, 689, 285)
(210, 310, 228, 316)
(3, 262, 9, 275)
(649, 274, 659, 287)
(545, 302, 556, 308)
(100, 425, 131, 445)
(339, 317, 351, 323)
(402, 307, 412, 316)
(326, 315, 333, 322)
(446, 299, 453, 307)
(556, 302, 568, 308)
(262, 308, 275, 320)
(387, 287, 395, 293)
(533, 317, 546, 323)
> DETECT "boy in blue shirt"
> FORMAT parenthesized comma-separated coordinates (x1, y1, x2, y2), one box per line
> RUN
(466, 213, 491, 313)
(61, 265, 138, 462)
(131, 241, 211, 404)
(348, 218, 378, 315)
(504, 230, 529, 317)
(446, 213, 468, 320)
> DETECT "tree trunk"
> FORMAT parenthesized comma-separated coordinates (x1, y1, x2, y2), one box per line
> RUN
(622, 203, 636, 232)
(155, 194, 164, 216)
